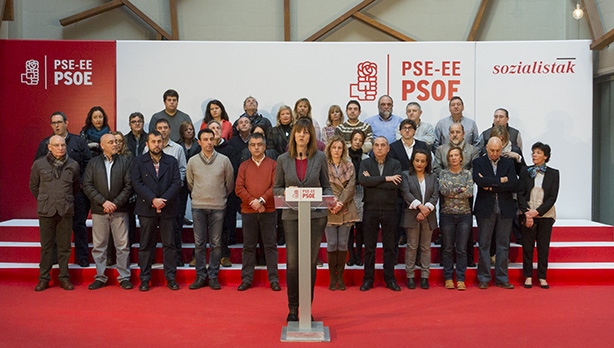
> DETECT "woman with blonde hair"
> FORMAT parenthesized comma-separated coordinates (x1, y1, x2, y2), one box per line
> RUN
(322, 105, 344, 144)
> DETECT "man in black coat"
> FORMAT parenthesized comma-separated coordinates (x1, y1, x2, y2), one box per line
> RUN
(359, 136, 403, 292)
(34, 111, 92, 267)
(130, 131, 182, 291)
(83, 134, 134, 290)
(473, 137, 518, 289)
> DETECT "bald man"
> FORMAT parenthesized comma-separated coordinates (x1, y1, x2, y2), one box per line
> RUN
(30, 135, 81, 291)
(83, 134, 134, 290)
(472, 137, 519, 289)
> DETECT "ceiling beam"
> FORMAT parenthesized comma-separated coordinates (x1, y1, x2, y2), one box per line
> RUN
(169, 0, 178, 40)
(60, 0, 123, 26)
(581, 0, 604, 41)
(121, 0, 172, 40)
(466, 0, 490, 41)
(305, 0, 376, 42)
(284, 0, 290, 41)
(591, 27, 614, 50)
(352, 12, 415, 41)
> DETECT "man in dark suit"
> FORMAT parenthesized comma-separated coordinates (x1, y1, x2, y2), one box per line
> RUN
(473, 137, 518, 289)
(130, 130, 182, 291)
(388, 118, 428, 246)
(359, 136, 403, 292)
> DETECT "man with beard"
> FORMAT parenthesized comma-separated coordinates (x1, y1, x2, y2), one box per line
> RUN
(364, 95, 404, 145)
(433, 123, 480, 175)
(131, 131, 182, 291)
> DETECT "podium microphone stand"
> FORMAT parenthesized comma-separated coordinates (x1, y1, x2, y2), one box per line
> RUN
(278, 187, 334, 342)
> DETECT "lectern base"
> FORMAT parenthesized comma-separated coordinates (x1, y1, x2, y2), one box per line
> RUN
(281, 322, 330, 342)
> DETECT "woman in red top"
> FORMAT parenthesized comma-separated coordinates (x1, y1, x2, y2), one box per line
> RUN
(200, 99, 233, 141)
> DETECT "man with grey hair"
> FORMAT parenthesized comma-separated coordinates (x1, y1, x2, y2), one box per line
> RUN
(359, 136, 403, 292)
(433, 123, 480, 175)
(232, 96, 272, 136)
(396, 101, 435, 150)
(83, 134, 134, 290)
(30, 135, 81, 291)
(364, 95, 404, 145)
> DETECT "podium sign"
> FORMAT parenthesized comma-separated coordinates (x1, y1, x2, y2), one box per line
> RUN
(280, 187, 331, 342)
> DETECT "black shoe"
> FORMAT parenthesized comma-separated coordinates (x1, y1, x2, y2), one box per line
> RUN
(398, 236, 407, 246)
(176, 260, 184, 267)
(237, 282, 251, 291)
(478, 282, 489, 289)
(189, 277, 208, 290)
(420, 278, 429, 289)
(355, 257, 364, 267)
(540, 284, 550, 289)
(167, 280, 180, 290)
(270, 281, 281, 291)
(139, 281, 150, 291)
(34, 280, 49, 292)
(119, 280, 133, 290)
(88, 280, 106, 290)
(78, 259, 89, 267)
(467, 261, 477, 268)
(524, 283, 533, 289)
(359, 280, 373, 291)
(495, 282, 515, 289)
(407, 278, 416, 289)
(316, 258, 323, 267)
(434, 234, 442, 245)
(183, 218, 193, 226)
(386, 281, 401, 292)
(59, 280, 74, 290)
(286, 312, 298, 322)
(209, 278, 221, 290)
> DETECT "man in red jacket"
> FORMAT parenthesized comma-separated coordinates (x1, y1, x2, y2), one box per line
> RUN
(234, 133, 281, 291)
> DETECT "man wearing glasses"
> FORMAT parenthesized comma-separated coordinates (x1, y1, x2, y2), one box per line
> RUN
(125, 112, 148, 156)
(35, 111, 92, 268)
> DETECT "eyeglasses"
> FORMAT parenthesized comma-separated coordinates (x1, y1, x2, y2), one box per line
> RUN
(401, 126, 414, 131)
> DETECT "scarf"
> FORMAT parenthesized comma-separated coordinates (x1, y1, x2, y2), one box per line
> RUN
(528, 164, 547, 178)
(86, 126, 110, 143)
(46, 152, 68, 178)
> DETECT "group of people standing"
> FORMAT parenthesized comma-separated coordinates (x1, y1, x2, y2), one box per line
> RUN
(29, 90, 559, 323)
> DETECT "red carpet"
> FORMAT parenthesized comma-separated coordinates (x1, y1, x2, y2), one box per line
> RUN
(1, 282, 612, 347)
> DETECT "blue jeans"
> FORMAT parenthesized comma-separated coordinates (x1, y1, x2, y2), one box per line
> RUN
(192, 208, 224, 280)
(440, 213, 472, 282)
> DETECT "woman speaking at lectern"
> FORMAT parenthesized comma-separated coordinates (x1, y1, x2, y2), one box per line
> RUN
(274, 117, 333, 322)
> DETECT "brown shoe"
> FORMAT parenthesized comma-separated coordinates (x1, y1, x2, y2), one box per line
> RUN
(34, 280, 49, 292)
(59, 280, 74, 291)
(445, 279, 454, 289)
(188, 257, 196, 267)
(220, 257, 232, 267)
(457, 281, 466, 291)
(495, 282, 515, 289)
(478, 282, 489, 289)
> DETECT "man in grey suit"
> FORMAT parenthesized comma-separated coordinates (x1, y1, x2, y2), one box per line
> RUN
(30, 135, 81, 291)
(83, 134, 134, 290)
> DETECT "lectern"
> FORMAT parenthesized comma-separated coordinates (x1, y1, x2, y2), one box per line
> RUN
(278, 187, 334, 342)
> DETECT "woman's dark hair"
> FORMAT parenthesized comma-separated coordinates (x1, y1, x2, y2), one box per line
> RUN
(531, 142, 551, 163)
(350, 129, 366, 144)
(288, 117, 318, 159)
(83, 106, 109, 131)
(204, 99, 230, 123)
(408, 148, 432, 174)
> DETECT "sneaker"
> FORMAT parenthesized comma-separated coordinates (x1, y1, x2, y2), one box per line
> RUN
(445, 279, 454, 289)
(457, 281, 466, 291)
(220, 257, 232, 267)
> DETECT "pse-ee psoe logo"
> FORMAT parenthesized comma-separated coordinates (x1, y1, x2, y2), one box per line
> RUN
(350, 61, 378, 101)
(21, 59, 40, 85)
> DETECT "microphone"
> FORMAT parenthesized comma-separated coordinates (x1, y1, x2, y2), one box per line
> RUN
(298, 152, 303, 181)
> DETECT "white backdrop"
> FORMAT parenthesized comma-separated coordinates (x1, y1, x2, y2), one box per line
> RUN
(116, 40, 592, 219)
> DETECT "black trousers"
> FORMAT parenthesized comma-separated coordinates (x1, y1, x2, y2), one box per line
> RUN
(241, 211, 278, 284)
(175, 185, 189, 264)
(138, 215, 177, 282)
(522, 217, 554, 279)
(283, 216, 326, 313)
(363, 209, 398, 284)
(39, 213, 73, 282)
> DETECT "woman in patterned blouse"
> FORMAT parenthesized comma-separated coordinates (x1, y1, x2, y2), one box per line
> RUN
(438, 147, 474, 291)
